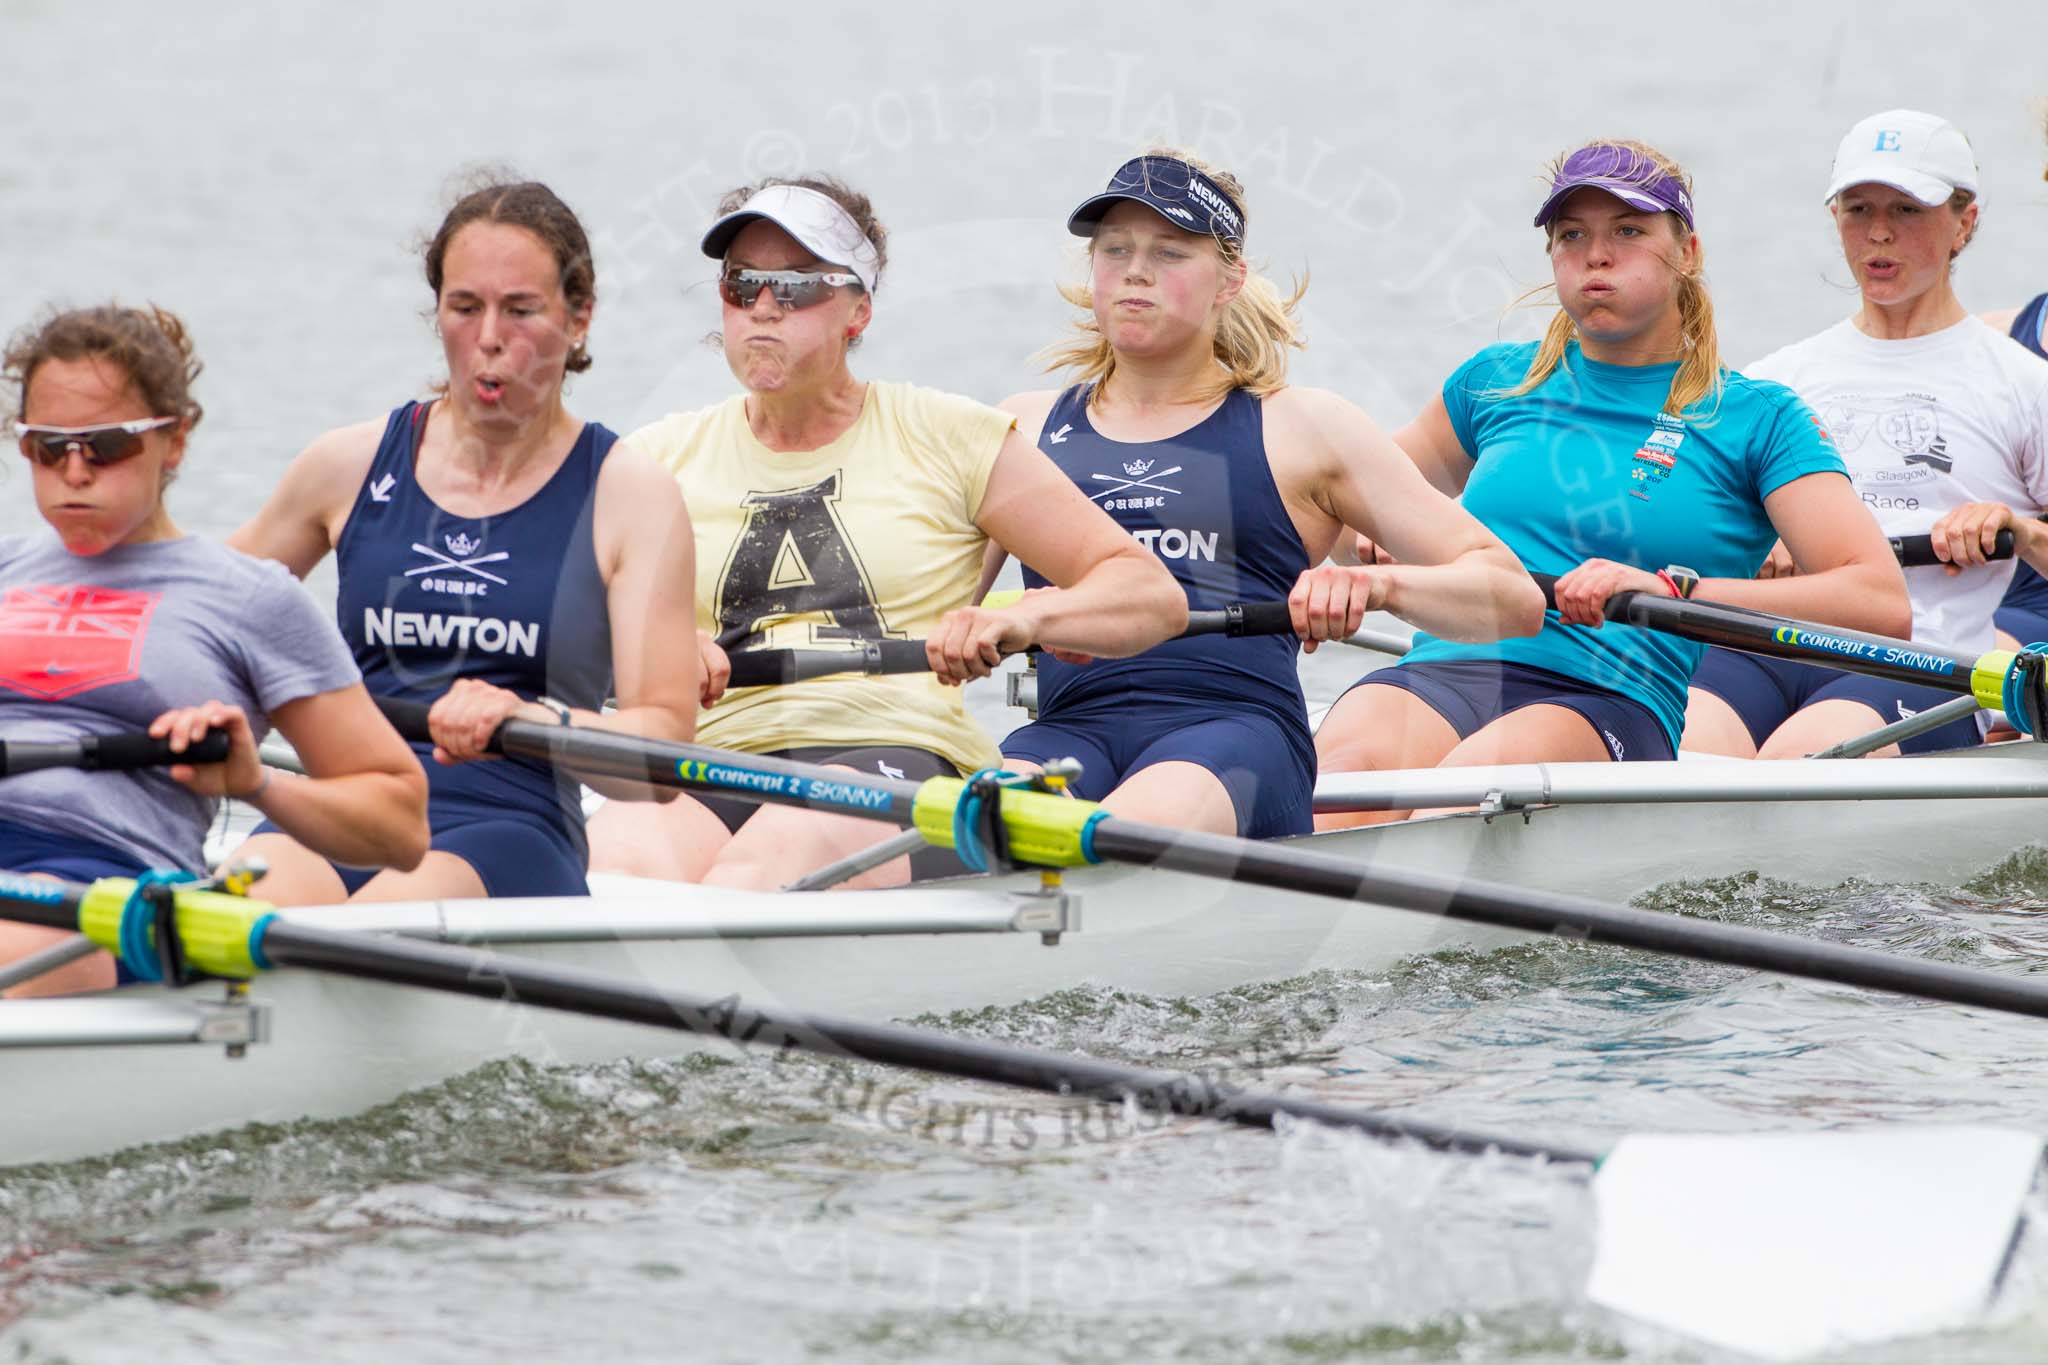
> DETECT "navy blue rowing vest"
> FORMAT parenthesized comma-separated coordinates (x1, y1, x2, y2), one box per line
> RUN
(2005, 298, 2048, 612)
(1022, 384, 1309, 721)
(335, 401, 617, 838)
(2013, 292, 2048, 362)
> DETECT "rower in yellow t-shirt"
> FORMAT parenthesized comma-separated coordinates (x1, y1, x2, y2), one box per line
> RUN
(586, 174, 1184, 890)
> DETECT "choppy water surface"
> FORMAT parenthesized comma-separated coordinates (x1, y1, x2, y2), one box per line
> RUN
(6, 0, 2048, 1359)
(9, 852, 2048, 1362)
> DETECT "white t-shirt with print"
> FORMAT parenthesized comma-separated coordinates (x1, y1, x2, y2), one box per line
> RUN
(1748, 316, 2048, 654)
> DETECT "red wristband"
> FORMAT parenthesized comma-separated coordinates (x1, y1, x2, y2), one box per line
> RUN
(1655, 570, 1682, 598)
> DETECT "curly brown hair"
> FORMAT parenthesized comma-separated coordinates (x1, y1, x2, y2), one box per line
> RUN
(4, 304, 205, 429)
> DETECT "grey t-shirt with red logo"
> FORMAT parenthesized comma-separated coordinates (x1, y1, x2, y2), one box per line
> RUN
(0, 533, 361, 871)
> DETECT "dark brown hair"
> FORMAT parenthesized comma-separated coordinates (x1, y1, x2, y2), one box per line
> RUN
(423, 174, 597, 373)
(714, 173, 890, 281)
(4, 304, 205, 429)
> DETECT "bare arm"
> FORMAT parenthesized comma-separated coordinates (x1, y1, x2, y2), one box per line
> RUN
(421, 448, 698, 798)
(974, 540, 1010, 604)
(1554, 472, 1911, 635)
(1282, 388, 1543, 644)
(1388, 395, 1477, 498)
(980, 427, 1185, 653)
(1714, 472, 1911, 636)
(226, 420, 384, 576)
(260, 685, 431, 869)
(155, 685, 429, 873)
(594, 447, 699, 754)
(925, 425, 1185, 684)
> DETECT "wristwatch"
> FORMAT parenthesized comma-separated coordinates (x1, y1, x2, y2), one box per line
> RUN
(1658, 565, 1701, 599)
(534, 696, 574, 726)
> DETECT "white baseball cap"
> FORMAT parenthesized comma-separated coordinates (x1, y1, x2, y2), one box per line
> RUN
(1824, 109, 1980, 206)
(700, 184, 882, 293)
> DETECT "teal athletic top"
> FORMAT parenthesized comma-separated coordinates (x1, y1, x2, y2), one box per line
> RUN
(1403, 339, 1848, 747)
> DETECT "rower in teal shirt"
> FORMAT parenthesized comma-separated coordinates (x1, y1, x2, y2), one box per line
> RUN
(1401, 338, 1846, 749)
(1314, 138, 1906, 821)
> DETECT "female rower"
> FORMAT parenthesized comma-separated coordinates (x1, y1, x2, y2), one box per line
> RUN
(0, 305, 427, 995)
(982, 150, 1542, 838)
(1315, 138, 1907, 823)
(1684, 111, 2048, 758)
(585, 174, 1184, 888)
(228, 177, 697, 902)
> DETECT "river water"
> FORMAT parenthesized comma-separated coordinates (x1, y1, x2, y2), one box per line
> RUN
(5, 1, 2048, 1360)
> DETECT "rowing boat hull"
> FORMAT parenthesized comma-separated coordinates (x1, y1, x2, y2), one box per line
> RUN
(6, 742, 2045, 1167)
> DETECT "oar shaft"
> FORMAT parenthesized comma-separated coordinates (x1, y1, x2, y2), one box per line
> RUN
(1085, 820, 2048, 1022)
(1532, 573, 1982, 694)
(715, 601, 1303, 688)
(376, 698, 924, 825)
(255, 917, 1586, 1164)
(0, 873, 87, 932)
(374, 698, 2048, 1029)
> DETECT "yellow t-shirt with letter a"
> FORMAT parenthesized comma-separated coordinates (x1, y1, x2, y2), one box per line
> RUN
(626, 380, 1014, 774)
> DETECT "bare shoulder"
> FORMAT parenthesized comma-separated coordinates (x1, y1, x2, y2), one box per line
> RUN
(289, 418, 386, 495)
(1261, 385, 1382, 455)
(997, 388, 1062, 441)
(597, 439, 684, 503)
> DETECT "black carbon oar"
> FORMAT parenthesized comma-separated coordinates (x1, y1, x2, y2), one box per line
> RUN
(0, 869, 1581, 1165)
(1, 730, 229, 778)
(1531, 573, 2048, 736)
(1891, 528, 2014, 567)
(718, 601, 1298, 688)
(374, 699, 2048, 1022)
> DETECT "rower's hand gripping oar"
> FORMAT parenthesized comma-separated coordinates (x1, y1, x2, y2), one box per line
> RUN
(717, 600, 1300, 688)
(1532, 571, 2048, 738)
(0, 729, 230, 778)
(1891, 527, 2015, 568)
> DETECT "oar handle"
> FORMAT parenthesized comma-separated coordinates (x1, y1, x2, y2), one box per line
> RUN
(724, 638, 933, 688)
(0, 730, 231, 778)
(1891, 529, 2014, 567)
(1183, 601, 1296, 638)
(375, 697, 499, 753)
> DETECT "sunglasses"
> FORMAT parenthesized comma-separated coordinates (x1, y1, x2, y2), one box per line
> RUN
(16, 416, 179, 469)
(718, 268, 862, 312)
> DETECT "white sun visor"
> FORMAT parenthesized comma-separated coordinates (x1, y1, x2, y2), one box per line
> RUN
(700, 185, 881, 293)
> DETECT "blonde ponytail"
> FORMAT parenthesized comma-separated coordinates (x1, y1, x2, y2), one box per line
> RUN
(1500, 138, 1724, 420)
(1040, 147, 1306, 402)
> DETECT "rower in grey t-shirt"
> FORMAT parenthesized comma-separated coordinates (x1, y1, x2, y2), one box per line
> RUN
(0, 533, 361, 872)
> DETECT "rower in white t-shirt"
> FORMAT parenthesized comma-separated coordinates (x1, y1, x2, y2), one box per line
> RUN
(1685, 109, 2048, 758)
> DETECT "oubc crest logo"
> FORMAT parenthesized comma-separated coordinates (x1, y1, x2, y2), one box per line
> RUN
(408, 535, 510, 598)
(1090, 460, 1182, 511)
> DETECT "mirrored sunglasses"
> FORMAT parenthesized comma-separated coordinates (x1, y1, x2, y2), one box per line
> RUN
(16, 416, 179, 469)
(718, 268, 862, 312)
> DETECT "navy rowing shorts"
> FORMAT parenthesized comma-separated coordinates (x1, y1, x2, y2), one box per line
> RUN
(1344, 658, 1675, 762)
(1690, 646, 1981, 754)
(1003, 694, 1315, 839)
